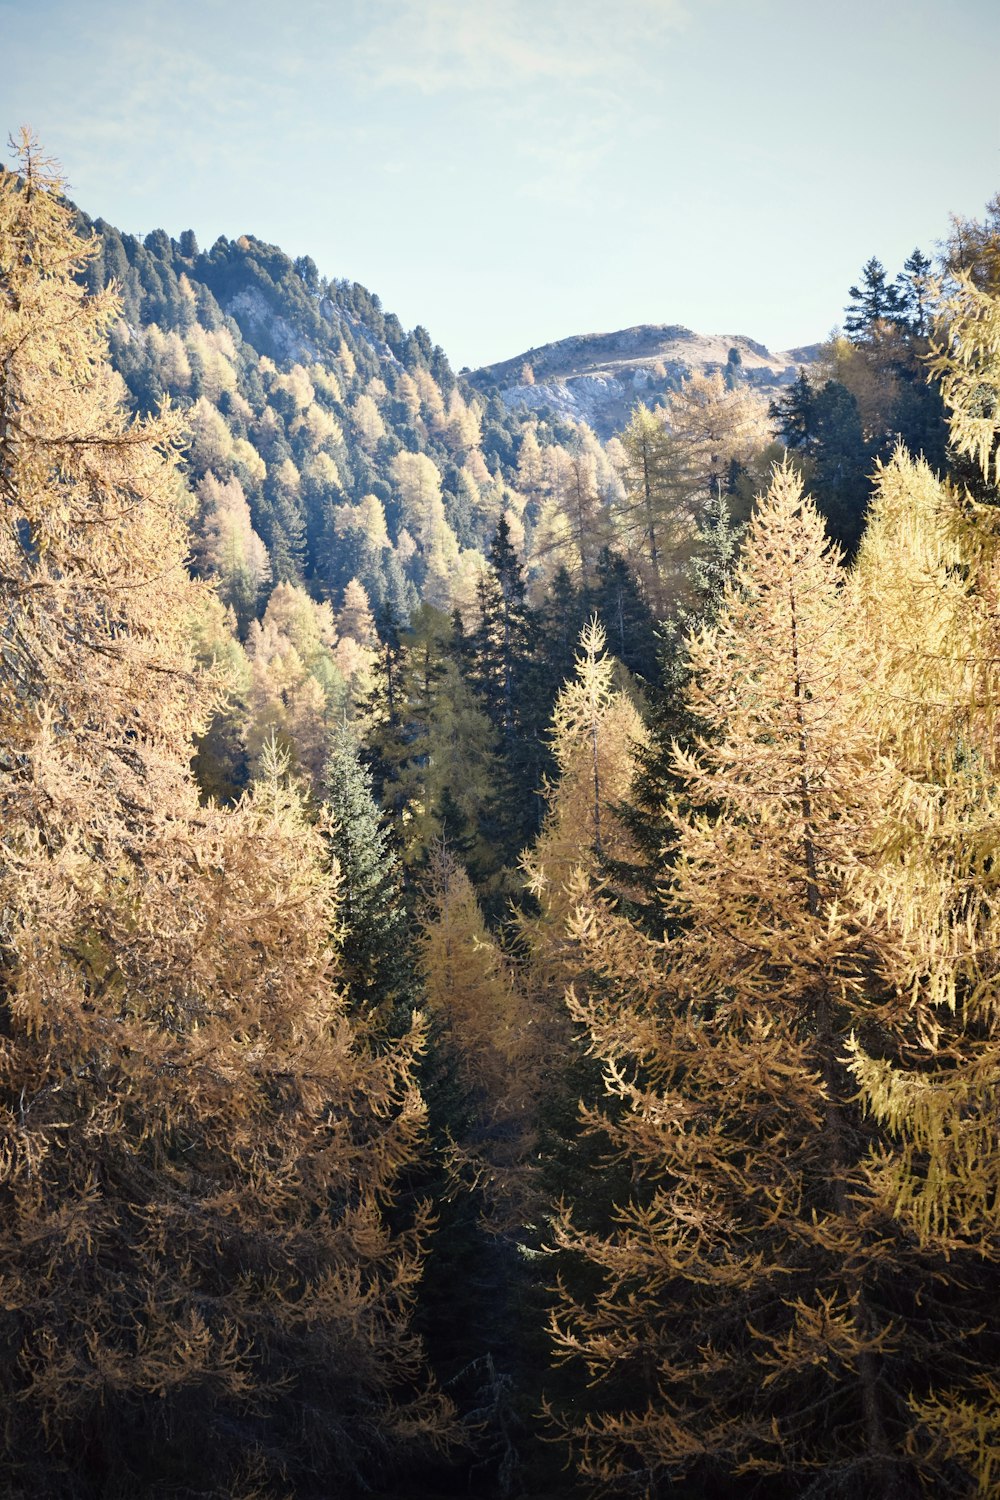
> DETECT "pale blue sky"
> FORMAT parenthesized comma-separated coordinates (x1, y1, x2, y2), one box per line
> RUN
(4, 0, 999, 368)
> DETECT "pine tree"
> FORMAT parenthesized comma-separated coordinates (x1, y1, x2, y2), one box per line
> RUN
(770, 368, 814, 451)
(588, 546, 659, 684)
(895, 247, 934, 336)
(470, 517, 548, 870)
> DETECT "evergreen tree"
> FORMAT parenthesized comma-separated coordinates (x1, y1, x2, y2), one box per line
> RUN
(588, 546, 659, 683)
(770, 368, 814, 451)
(844, 255, 906, 340)
(536, 564, 584, 674)
(772, 374, 873, 554)
(895, 247, 934, 336)
(323, 722, 416, 1023)
(368, 606, 500, 881)
(613, 489, 744, 927)
(472, 514, 534, 742)
(470, 517, 549, 870)
(809, 378, 872, 552)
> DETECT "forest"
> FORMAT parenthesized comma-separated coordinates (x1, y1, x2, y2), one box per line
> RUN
(3, 127, 1000, 1498)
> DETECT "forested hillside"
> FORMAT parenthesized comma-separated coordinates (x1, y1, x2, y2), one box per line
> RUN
(67, 192, 951, 847)
(4, 129, 1000, 1499)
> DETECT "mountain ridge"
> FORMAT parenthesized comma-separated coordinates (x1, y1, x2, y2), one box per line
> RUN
(469, 322, 821, 438)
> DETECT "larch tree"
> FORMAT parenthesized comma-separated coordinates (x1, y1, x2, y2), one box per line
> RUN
(0, 133, 453, 1498)
(616, 403, 693, 616)
(520, 618, 646, 1002)
(417, 846, 547, 1498)
(929, 264, 1000, 490)
(662, 369, 771, 505)
(840, 310, 1000, 1487)
(420, 844, 541, 1220)
(367, 605, 500, 878)
(196, 469, 271, 632)
(547, 464, 972, 1498)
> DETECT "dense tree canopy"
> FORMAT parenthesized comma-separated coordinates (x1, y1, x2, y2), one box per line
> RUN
(5, 129, 1000, 1500)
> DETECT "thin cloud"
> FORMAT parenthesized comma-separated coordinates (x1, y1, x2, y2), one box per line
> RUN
(350, 0, 688, 94)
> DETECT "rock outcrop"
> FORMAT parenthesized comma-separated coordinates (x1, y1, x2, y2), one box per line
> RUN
(469, 324, 819, 438)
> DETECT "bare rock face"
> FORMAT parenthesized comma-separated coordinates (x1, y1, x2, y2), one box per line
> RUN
(224, 286, 317, 364)
(469, 324, 819, 438)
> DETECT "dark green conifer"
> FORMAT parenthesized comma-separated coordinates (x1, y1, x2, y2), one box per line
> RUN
(845, 255, 906, 340)
(587, 547, 659, 683)
(323, 723, 415, 1022)
(472, 515, 534, 742)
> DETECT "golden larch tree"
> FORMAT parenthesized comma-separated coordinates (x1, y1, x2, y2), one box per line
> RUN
(0, 132, 452, 1498)
(420, 845, 542, 1221)
(842, 331, 1000, 1489)
(519, 618, 647, 1000)
(547, 464, 979, 1497)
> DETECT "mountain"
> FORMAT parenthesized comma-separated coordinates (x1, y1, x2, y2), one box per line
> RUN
(70, 210, 538, 625)
(468, 323, 820, 439)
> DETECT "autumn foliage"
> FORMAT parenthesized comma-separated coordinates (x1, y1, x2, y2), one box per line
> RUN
(0, 132, 451, 1498)
(8, 126, 1000, 1500)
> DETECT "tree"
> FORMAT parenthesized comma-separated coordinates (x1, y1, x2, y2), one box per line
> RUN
(469, 516, 554, 872)
(942, 190, 1000, 294)
(323, 723, 416, 1025)
(420, 845, 540, 1215)
(841, 424, 1000, 1493)
(520, 619, 646, 998)
(196, 470, 271, 631)
(772, 374, 873, 553)
(895, 247, 934, 336)
(368, 606, 500, 879)
(929, 265, 1000, 490)
(471, 515, 534, 742)
(417, 846, 548, 1494)
(844, 255, 905, 341)
(548, 464, 966, 1498)
(612, 488, 745, 928)
(770, 367, 814, 452)
(808, 379, 873, 552)
(544, 437, 612, 590)
(0, 133, 453, 1496)
(243, 583, 346, 784)
(588, 547, 659, 684)
(616, 403, 689, 614)
(662, 370, 771, 504)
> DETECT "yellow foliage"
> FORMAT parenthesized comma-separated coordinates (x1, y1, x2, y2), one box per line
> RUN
(0, 134, 454, 1486)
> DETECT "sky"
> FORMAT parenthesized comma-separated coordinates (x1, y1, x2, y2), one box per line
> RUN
(4, 0, 999, 370)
